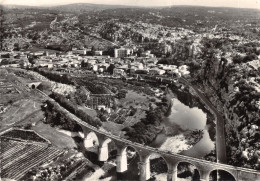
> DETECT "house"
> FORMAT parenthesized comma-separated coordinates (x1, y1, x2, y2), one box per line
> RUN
(130, 62, 144, 70)
(141, 50, 155, 58)
(97, 105, 111, 114)
(88, 59, 97, 65)
(99, 63, 110, 71)
(93, 65, 98, 72)
(178, 65, 190, 76)
(94, 51, 103, 56)
(149, 68, 165, 75)
(113, 68, 126, 77)
(72, 48, 87, 55)
(33, 51, 44, 56)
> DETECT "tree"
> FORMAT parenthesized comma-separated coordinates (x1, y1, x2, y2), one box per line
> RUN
(112, 103, 118, 111)
(117, 90, 127, 99)
(37, 81, 52, 95)
(0, 59, 9, 65)
(103, 47, 115, 57)
(107, 64, 115, 74)
(28, 55, 36, 66)
(81, 61, 92, 69)
(13, 43, 21, 51)
(91, 46, 96, 56)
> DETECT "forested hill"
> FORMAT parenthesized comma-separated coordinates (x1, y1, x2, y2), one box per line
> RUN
(2, 3, 138, 12)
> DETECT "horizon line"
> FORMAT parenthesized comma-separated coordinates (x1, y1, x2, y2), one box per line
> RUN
(2, 2, 260, 10)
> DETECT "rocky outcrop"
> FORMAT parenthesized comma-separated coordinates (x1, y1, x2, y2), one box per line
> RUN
(194, 52, 260, 170)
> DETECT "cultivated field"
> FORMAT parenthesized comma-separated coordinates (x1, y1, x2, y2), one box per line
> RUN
(0, 99, 44, 131)
(1, 138, 64, 180)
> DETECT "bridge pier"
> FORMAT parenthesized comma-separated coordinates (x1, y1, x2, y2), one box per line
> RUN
(167, 163, 178, 181)
(116, 149, 127, 173)
(138, 160, 150, 181)
(84, 137, 94, 148)
(98, 144, 109, 161)
(199, 169, 210, 181)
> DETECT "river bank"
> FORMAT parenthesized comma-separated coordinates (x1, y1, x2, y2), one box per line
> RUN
(149, 84, 216, 159)
(169, 83, 216, 140)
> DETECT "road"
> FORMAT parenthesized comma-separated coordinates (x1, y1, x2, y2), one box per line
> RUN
(179, 77, 227, 164)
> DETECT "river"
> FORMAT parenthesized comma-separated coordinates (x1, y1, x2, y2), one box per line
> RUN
(150, 98, 215, 158)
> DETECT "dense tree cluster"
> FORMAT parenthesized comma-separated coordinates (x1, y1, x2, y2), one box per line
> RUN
(117, 89, 127, 99)
(232, 53, 258, 64)
(74, 76, 112, 94)
(123, 95, 172, 144)
(226, 81, 260, 169)
(68, 86, 89, 105)
(49, 92, 102, 128)
(43, 100, 83, 132)
(34, 68, 75, 85)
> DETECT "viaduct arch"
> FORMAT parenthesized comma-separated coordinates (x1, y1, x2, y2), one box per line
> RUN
(79, 125, 260, 181)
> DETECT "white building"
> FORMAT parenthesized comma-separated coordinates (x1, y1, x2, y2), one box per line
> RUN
(94, 51, 103, 56)
(72, 48, 87, 55)
(114, 48, 133, 58)
(178, 65, 190, 76)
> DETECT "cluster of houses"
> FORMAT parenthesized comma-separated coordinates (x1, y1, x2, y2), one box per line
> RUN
(0, 46, 190, 78)
(113, 62, 190, 77)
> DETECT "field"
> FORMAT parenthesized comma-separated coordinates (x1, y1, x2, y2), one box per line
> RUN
(120, 90, 150, 108)
(0, 68, 47, 132)
(0, 99, 44, 131)
(86, 95, 112, 109)
(118, 90, 149, 125)
(1, 129, 48, 143)
(1, 138, 64, 180)
(0, 71, 30, 105)
(32, 122, 77, 149)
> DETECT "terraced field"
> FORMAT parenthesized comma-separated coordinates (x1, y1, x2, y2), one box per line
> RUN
(0, 138, 64, 180)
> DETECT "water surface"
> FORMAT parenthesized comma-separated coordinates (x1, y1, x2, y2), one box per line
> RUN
(151, 98, 215, 158)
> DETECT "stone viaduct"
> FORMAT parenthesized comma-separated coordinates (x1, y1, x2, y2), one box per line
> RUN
(75, 118, 260, 181)
(35, 81, 260, 181)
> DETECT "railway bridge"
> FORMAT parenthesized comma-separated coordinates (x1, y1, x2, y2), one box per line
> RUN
(75, 119, 260, 181)
(35, 81, 260, 181)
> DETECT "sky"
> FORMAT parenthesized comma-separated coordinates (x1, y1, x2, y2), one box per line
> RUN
(1, 0, 260, 9)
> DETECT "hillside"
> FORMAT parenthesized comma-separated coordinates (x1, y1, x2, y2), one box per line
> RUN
(2, 3, 138, 12)
(189, 38, 260, 170)
(50, 3, 138, 12)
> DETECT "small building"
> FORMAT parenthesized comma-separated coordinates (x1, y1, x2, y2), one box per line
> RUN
(113, 68, 126, 77)
(97, 105, 111, 114)
(72, 48, 87, 55)
(94, 51, 103, 56)
(88, 59, 97, 65)
(149, 68, 165, 75)
(93, 65, 98, 72)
